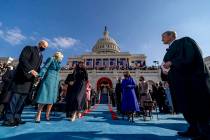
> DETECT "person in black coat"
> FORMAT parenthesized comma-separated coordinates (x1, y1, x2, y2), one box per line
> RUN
(151, 84, 158, 102)
(115, 77, 122, 113)
(3, 40, 48, 126)
(65, 62, 88, 121)
(65, 73, 75, 118)
(157, 82, 169, 113)
(161, 31, 210, 140)
(90, 88, 97, 106)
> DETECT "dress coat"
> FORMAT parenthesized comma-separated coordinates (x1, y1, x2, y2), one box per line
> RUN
(121, 77, 140, 112)
(35, 57, 61, 104)
(65, 66, 88, 112)
(163, 37, 210, 118)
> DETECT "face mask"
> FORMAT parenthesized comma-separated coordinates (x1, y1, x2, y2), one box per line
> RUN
(124, 74, 128, 78)
(39, 47, 46, 52)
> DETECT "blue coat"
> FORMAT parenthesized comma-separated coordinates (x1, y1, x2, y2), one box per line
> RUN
(121, 77, 140, 112)
(36, 57, 61, 104)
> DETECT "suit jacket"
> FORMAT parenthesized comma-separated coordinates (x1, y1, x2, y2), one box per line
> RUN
(163, 37, 210, 117)
(13, 46, 43, 94)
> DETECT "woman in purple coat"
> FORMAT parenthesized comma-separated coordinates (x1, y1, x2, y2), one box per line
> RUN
(121, 71, 140, 122)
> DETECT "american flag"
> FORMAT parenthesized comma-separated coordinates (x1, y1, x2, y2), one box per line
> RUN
(86, 59, 93, 68)
(119, 58, 127, 66)
(110, 58, 117, 66)
(95, 59, 102, 67)
(122, 60, 127, 66)
(103, 59, 109, 67)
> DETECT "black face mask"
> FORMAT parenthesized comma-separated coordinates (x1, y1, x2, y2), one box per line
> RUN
(39, 47, 45, 52)
(124, 74, 128, 78)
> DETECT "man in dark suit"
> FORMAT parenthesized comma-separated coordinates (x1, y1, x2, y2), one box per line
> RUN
(161, 31, 210, 140)
(2, 40, 48, 126)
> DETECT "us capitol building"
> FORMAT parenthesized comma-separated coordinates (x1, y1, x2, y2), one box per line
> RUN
(60, 27, 161, 91)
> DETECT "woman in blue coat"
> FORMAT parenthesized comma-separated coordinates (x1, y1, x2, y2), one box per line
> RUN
(35, 52, 63, 123)
(121, 71, 140, 122)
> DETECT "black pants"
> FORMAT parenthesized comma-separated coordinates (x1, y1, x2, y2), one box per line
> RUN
(183, 112, 210, 138)
(116, 98, 121, 113)
(111, 95, 116, 107)
(157, 99, 165, 112)
(5, 93, 27, 121)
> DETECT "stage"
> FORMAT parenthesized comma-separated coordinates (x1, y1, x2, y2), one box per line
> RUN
(0, 104, 189, 140)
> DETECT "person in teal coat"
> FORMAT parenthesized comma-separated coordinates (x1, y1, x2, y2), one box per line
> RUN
(35, 51, 63, 123)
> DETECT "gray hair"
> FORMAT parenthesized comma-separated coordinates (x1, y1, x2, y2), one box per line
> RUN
(38, 40, 48, 48)
(162, 30, 177, 38)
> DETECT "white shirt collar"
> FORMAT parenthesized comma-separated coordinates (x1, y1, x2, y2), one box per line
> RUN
(169, 39, 175, 46)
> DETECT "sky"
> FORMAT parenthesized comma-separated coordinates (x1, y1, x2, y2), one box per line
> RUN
(0, 0, 210, 66)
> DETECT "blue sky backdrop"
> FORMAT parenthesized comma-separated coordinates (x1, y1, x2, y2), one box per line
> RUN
(0, 0, 210, 65)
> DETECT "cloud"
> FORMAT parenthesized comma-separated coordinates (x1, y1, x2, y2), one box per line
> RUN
(29, 36, 36, 41)
(175, 19, 210, 57)
(0, 22, 78, 48)
(0, 26, 26, 45)
(47, 37, 79, 49)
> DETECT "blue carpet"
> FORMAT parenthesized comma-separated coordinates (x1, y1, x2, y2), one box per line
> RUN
(0, 104, 190, 140)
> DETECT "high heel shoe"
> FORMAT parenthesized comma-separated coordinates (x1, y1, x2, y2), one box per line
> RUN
(77, 112, 82, 119)
(46, 115, 50, 121)
(69, 113, 76, 122)
(35, 114, 41, 123)
(35, 119, 40, 123)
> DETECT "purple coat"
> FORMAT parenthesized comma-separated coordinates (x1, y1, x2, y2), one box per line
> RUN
(121, 77, 140, 112)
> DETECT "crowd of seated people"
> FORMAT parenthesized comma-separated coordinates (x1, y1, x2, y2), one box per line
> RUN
(61, 65, 159, 71)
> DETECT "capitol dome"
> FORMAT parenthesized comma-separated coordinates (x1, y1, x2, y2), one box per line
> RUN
(92, 27, 120, 53)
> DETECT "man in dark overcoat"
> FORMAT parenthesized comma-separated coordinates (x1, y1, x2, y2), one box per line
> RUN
(3, 40, 48, 126)
(161, 31, 210, 140)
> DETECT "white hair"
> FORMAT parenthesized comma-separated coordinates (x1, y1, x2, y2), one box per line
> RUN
(54, 51, 64, 61)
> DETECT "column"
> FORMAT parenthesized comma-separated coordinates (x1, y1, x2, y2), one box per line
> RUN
(102, 58, 104, 68)
(94, 58, 96, 69)
(108, 58, 110, 67)
(127, 58, 129, 68)
(84, 58, 86, 67)
(91, 58, 94, 69)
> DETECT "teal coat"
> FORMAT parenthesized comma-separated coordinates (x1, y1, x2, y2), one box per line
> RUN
(36, 57, 61, 104)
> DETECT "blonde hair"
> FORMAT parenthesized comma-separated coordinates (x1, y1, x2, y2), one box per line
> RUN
(54, 51, 64, 61)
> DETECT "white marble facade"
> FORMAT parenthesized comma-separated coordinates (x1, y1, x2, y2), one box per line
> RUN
(63, 27, 161, 90)
(60, 69, 161, 90)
